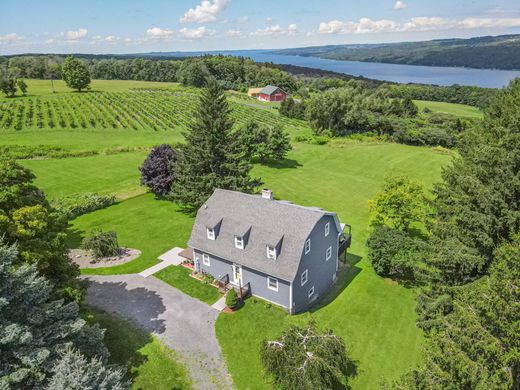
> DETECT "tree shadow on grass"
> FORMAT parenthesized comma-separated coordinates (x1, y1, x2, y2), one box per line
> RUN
(308, 253, 363, 313)
(259, 158, 302, 169)
(84, 279, 167, 382)
(65, 226, 86, 249)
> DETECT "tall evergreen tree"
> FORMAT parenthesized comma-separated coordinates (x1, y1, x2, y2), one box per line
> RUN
(0, 242, 110, 388)
(170, 77, 259, 211)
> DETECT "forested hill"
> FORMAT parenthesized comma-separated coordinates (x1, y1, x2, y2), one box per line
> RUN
(272, 34, 520, 70)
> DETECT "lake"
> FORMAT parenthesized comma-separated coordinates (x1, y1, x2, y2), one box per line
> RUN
(200, 49, 520, 88)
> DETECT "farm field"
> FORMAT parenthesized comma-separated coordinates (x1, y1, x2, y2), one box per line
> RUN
(2, 80, 459, 389)
(414, 99, 483, 118)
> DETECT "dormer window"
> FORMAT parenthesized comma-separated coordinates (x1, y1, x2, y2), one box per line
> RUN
(235, 235, 244, 249)
(266, 245, 277, 260)
(207, 227, 215, 240)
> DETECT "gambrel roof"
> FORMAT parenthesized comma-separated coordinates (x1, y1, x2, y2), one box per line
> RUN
(188, 189, 341, 281)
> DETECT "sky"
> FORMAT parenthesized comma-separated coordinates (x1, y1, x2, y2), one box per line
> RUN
(1, 0, 520, 55)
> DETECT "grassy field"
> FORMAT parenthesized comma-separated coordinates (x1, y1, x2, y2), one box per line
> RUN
(2, 79, 458, 389)
(414, 99, 483, 118)
(86, 307, 192, 389)
(155, 266, 223, 305)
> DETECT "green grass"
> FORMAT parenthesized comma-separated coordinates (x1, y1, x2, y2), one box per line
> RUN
(414, 99, 483, 118)
(86, 307, 192, 389)
(22, 151, 148, 200)
(68, 193, 194, 275)
(155, 265, 222, 305)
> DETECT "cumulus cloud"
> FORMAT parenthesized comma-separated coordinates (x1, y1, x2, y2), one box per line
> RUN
(180, 0, 229, 23)
(227, 29, 242, 37)
(179, 26, 215, 39)
(57, 28, 88, 41)
(288, 24, 298, 34)
(146, 27, 174, 39)
(250, 24, 284, 37)
(0, 33, 25, 45)
(318, 16, 520, 34)
(394, 1, 407, 10)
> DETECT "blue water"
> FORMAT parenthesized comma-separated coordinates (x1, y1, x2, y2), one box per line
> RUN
(195, 49, 520, 88)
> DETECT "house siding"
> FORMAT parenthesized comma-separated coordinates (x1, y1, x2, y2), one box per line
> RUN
(291, 215, 339, 313)
(193, 249, 291, 309)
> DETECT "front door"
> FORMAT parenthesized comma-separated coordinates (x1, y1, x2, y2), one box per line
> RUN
(232, 264, 242, 286)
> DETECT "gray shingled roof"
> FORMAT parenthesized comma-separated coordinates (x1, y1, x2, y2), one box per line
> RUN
(260, 85, 284, 95)
(188, 189, 337, 281)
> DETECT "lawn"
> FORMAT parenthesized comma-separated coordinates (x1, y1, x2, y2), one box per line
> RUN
(41, 140, 452, 389)
(414, 99, 483, 118)
(68, 193, 194, 275)
(22, 151, 148, 200)
(155, 265, 222, 305)
(85, 307, 192, 389)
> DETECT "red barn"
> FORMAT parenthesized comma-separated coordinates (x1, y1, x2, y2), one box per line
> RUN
(257, 85, 288, 102)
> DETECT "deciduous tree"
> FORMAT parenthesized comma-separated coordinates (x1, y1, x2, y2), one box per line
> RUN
(140, 144, 178, 197)
(62, 56, 91, 92)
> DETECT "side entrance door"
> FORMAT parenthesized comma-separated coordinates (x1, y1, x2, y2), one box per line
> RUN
(232, 264, 242, 286)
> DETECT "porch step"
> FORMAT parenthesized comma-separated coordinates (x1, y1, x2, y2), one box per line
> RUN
(211, 296, 227, 311)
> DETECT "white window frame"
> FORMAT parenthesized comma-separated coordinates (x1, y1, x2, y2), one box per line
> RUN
(235, 235, 244, 249)
(326, 246, 332, 261)
(267, 276, 278, 291)
(304, 238, 311, 254)
(301, 269, 308, 286)
(266, 245, 277, 260)
(207, 227, 215, 240)
(202, 253, 210, 266)
(325, 222, 330, 237)
(308, 286, 315, 298)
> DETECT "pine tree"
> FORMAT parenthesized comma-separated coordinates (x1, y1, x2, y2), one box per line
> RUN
(0, 242, 109, 388)
(170, 77, 259, 211)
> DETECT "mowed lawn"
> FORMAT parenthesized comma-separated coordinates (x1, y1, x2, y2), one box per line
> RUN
(21, 139, 453, 389)
(414, 99, 483, 118)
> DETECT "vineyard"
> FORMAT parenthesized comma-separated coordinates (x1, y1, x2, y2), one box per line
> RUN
(0, 89, 304, 132)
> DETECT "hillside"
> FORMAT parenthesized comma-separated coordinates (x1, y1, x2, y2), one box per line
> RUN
(273, 34, 520, 70)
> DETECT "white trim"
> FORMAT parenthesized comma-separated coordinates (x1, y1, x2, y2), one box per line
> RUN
(304, 238, 311, 254)
(308, 286, 315, 298)
(202, 253, 210, 266)
(326, 246, 332, 261)
(267, 276, 278, 292)
(266, 245, 277, 260)
(207, 227, 215, 240)
(289, 281, 293, 313)
(325, 222, 330, 237)
(301, 269, 308, 286)
(234, 235, 244, 249)
(232, 264, 242, 285)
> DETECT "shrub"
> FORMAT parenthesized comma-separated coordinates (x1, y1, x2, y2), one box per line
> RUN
(140, 144, 178, 197)
(82, 230, 119, 260)
(225, 288, 239, 310)
(53, 193, 116, 219)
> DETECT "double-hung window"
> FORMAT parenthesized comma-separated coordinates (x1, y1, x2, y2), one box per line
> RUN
(266, 245, 277, 260)
(308, 286, 315, 298)
(326, 246, 332, 261)
(301, 269, 308, 286)
(304, 238, 311, 254)
(267, 276, 278, 291)
(235, 235, 244, 249)
(202, 254, 210, 266)
(325, 222, 330, 237)
(207, 227, 215, 240)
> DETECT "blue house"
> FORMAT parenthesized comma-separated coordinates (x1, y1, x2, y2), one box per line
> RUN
(188, 189, 351, 313)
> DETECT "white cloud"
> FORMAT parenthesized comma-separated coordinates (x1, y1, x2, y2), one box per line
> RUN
(288, 24, 298, 35)
(179, 26, 215, 39)
(394, 1, 407, 10)
(0, 33, 25, 45)
(250, 24, 284, 37)
(59, 28, 88, 41)
(318, 16, 520, 34)
(146, 27, 174, 39)
(180, 0, 229, 24)
(227, 29, 242, 37)
(237, 16, 249, 23)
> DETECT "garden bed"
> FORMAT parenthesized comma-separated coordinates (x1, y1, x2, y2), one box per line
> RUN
(69, 248, 141, 268)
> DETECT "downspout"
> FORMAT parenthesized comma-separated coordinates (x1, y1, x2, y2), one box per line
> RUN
(289, 280, 293, 314)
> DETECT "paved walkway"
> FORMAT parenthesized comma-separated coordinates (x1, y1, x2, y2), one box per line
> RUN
(211, 296, 227, 311)
(139, 247, 184, 278)
(84, 274, 233, 390)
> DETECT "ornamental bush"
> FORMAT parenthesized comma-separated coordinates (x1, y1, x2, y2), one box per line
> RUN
(225, 288, 239, 310)
(82, 230, 119, 260)
(53, 193, 116, 219)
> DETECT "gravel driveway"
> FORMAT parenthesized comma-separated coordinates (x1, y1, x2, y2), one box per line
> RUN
(84, 274, 233, 389)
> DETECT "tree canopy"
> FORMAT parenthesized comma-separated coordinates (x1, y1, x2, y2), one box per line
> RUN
(140, 144, 178, 197)
(62, 56, 91, 92)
